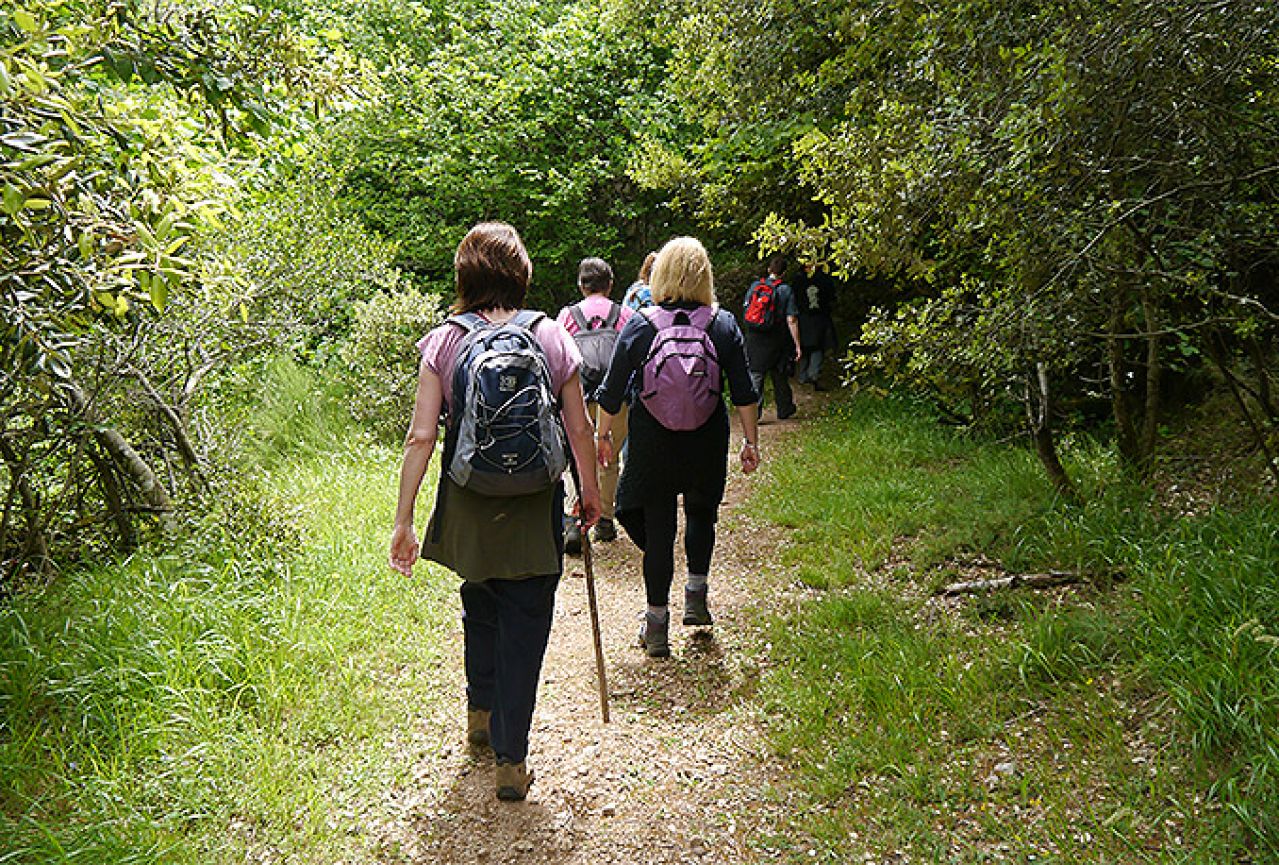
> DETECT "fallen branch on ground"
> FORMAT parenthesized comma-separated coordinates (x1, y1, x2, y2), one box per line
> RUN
(935, 571, 1080, 597)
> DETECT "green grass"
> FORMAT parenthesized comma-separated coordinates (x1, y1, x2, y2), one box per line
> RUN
(756, 397, 1058, 587)
(751, 394, 1279, 863)
(0, 361, 456, 863)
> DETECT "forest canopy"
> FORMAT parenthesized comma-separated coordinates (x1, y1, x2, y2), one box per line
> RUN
(2, 0, 1277, 571)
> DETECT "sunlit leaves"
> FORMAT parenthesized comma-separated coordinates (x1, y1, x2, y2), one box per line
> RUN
(12, 8, 41, 34)
(327, 0, 669, 306)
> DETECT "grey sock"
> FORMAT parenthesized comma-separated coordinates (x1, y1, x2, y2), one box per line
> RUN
(686, 573, 708, 592)
(646, 605, 669, 620)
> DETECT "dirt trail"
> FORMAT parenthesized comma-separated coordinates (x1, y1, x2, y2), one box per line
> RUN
(375, 393, 822, 865)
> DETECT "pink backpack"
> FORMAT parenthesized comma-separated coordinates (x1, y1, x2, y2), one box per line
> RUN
(639, 306, 722, 431)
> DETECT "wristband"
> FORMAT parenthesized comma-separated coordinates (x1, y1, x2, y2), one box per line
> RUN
(595, 432, 613, 441)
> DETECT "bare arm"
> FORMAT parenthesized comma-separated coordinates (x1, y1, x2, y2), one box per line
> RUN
(788, 315, 802, 362)
(389, 355, 443, 576)
(736, 402, 761, 473)
(560, 371, 603, 528)
(595, 407, 623, 467)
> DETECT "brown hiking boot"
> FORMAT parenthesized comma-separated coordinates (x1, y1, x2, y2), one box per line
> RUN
(593, 517, 618, 542)
(467, 709, 491, 748)
(496, 761, 534, 801)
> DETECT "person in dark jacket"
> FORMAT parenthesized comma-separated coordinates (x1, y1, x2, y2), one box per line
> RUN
(795, 262, 837, 388)
(743, 255, 801, 420)
(595, 236, 760, 657)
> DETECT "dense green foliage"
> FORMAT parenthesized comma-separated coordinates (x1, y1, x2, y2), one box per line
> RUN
(308, 0, 677, 308)
(755, 395, 1278, 861)
(632, 0, 1279, 489)
(0, 0, 376, 580)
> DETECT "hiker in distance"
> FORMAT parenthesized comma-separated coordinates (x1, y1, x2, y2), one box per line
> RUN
(594, 236, 761, 658)
(556, 257, 633, 552)
(389, 222, 602, 802)
(795, 261, 837, 389)
(742, 255, 802, 421)
(622, 251, 657, 311)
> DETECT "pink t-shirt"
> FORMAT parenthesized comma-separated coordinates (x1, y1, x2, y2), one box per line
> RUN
(416, 313, 583, 410)
(555, 295, 633, 336)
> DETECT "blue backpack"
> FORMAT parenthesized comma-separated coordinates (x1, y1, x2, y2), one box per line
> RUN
(444, 311, 568, 496)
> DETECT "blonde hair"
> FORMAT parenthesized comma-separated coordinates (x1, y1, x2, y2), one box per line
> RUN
(650, 237, 715, 306)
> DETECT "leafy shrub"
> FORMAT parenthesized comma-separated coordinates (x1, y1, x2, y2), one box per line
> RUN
(205, 182, 405, 366)
(339, 287, 444, 440)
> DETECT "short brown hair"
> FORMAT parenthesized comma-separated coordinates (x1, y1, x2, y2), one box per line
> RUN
(453, 222, 532, 312)
(578, 257, 613, 294)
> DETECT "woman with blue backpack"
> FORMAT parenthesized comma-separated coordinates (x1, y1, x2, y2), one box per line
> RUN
(594, 236, 760, 658)
(389, 221, 602, 801)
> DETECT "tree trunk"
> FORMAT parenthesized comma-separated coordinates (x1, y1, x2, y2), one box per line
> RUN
(0, 436, 51, 582)
(63, 382, 176, 533)
(1247, 336, 1278, 422)
(1138, 287, 1162, 470)
(1026, 363, 1078, 501)
(1107, 297, 1141, 467)
(88, 439, 138, 550)
(1204, 333, 1279, 489)
(127, 366, 205, 475)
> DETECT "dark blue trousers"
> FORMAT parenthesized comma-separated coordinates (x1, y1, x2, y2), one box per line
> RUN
(460, 573, 559, 764)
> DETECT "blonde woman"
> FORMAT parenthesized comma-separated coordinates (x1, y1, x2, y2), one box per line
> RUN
(595, 237, 759, 657)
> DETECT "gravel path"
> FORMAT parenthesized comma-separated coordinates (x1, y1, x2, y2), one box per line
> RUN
(374, 395, 819, 865)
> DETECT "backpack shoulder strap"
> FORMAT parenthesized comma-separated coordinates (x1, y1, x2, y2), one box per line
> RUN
(510, 309, 546, 332)
(641, 305, 672, 331)
(603, 301, 621, 330)
(567, 304, 590, 333)
(448, 311, 487, 334)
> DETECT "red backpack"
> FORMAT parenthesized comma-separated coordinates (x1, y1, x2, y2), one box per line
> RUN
(743, 275, 782, 331)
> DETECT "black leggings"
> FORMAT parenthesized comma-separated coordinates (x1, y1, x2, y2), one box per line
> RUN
(621, 495, 718, 607)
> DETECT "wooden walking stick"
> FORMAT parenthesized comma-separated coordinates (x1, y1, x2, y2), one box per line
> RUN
(579, 520, 611, 723)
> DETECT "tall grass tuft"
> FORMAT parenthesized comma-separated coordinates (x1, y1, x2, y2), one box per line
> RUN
(223, 356, 363, 468)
